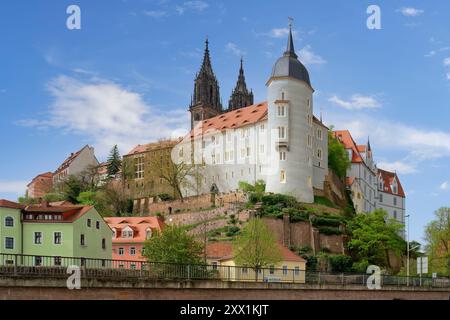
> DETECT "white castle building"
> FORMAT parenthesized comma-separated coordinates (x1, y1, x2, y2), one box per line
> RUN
(170, 23, 406, 234)
(174, 26, 328, 203)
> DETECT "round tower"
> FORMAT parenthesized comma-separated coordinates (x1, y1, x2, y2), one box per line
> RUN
(265, 22, 315, 203)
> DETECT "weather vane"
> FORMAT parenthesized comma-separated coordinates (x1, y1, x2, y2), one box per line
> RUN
(288, 17, 294, 28)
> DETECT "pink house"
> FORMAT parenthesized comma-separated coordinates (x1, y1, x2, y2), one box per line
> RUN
(104, 217, 165, 266)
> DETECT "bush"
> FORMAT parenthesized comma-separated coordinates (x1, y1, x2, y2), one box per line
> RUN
(329, 254, 353, 272)
(77, 191, 96, 205)
(352, 259, 370, 273)
(304, 256, 318, 271)
(314, 196, 338, 208)
(297, 245, 312, 255)
(283, 208, 309, 222)
(318, 226, 342, 235)
(158, 193, 174, 201)
(249, 192, 263, 204)
(261, 194, 297, 207)
(311, 216, 342, 228)
(43, 193, 67, 202)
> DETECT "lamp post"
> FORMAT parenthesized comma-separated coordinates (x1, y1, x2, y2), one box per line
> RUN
(406, 214, 410, 286)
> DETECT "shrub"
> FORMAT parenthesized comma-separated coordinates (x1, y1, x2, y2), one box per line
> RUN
(311, 216, 342, 227)
(158, 193, 174, 201)
(314, 196, 338, 208)
(304, 256, 318, 271)
(318, 226, 342, 235)
(352, 259, 370, 273)
(261, 194, 297, 207)
(329, 254, 353, 272)
(43, 193, 67, 202)
(297, 245, 312, 255)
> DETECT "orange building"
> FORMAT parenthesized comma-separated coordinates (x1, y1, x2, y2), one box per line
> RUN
(104, 217, 165, 266)
(26, 172, 53, 199)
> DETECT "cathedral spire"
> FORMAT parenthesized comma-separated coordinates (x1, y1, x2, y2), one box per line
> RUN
(189, 38, 222, 129)
(200, 37, 214, 76)
(228, 57, 254, 111)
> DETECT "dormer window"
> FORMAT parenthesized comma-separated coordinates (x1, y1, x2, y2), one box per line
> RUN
(146, 228, 153, 240)
(112, 228, 117, 239)
(121, 226, 134, 238)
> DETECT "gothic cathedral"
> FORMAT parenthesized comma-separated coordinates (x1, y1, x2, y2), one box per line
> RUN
(189, 39, 253, 129)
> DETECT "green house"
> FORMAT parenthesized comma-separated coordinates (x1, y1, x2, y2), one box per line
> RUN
(0, 199, 112, 266)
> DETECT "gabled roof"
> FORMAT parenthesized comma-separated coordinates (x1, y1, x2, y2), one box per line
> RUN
(190, 102, 268, 138)
(205, 242, 306, 263)
(54, 145, 91, 174)
(23, 203, 94, 222)
(104, 217, 165, 243)
(378, 169, 406, 198)
(125, 139, 180, 156)
(27, 172, 53, 187)
(333, 130, 364, 164)
(0, 200, 25, 210)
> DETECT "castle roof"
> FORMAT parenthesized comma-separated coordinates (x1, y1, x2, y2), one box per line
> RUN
(190, 101, 327, 138)
(269, 24, 312, 88)
(378, 169, 406, 198)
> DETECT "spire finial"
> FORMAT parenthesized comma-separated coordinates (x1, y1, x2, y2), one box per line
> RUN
(285, 17, 297, 58)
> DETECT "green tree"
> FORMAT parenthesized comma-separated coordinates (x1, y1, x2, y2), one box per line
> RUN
(238, 180, 266, 194)
(76, 191, 97, 205)
(328, 130, 351, 179)
(346, 209, 405, 269)
(233, 218, 282, 279)
(61, 175, 84, 203)
(143, 225, 204, 265)
(424, 207, 450, 276)
(107, 145, 122, 178)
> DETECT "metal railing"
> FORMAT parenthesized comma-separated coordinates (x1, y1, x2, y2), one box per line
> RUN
(0, 253, 449, 288)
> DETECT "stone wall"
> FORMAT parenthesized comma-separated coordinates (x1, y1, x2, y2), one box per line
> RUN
(139, 192, 246, 216)
(262, 217, 344, 255)
(0, 277, 448, 300)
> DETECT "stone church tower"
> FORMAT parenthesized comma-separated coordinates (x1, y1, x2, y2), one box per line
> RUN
(189, 39, 223, 129)
(228, 58, 254, 111)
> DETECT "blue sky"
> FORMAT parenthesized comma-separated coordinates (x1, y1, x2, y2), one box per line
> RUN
(1, 0, 450, 243)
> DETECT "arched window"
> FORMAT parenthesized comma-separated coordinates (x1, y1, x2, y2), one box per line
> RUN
(5, 217, 14, 227)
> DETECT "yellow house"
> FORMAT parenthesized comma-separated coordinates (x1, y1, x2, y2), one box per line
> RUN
(205, 242, 306, 283)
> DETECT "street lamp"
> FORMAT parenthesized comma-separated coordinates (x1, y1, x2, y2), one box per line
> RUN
(406, 214, 410, 286)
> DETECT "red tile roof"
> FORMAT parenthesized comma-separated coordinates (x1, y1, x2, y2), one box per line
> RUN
(190, 102, 268, 138)
(23, 203, 95, 222)
(27, 172, 53, 187)
(54, 145, 90, 174)
(104, 217, 165, 243)
(0, 200, 25, 210)
(188, 102, 328, 139)
(206, 242, 305, 263)
(125, 139, 180, 156)
(333, 130, 364, 164)
(378, 169, 406, 198)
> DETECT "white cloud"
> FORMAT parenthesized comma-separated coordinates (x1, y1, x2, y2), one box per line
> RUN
(425, 50, 436, 57)
(443, 57, 450, 66)
(143, 10, 168, 18)
(268, 28, 299, 39)
(0, 180, 28, 195)
(446, 72, 450, 80)
(19, 76, 189, 158)
(440, 181, 449, 191)
(397, 7, 424, 17)
(377, 161, 418, 175)
(299, 45, 326, 65)
(225, 42, 246, 57)
(185, 1, 209, 11)
(329, 94, 381, 110)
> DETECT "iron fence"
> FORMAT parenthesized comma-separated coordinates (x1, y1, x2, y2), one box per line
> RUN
(0, 253, 449, 288)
